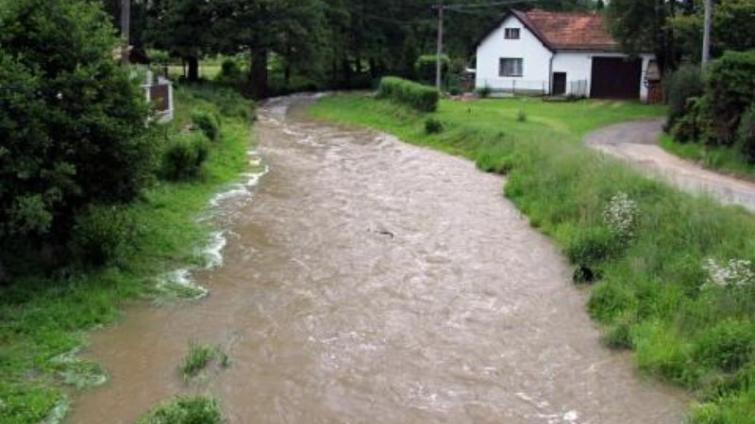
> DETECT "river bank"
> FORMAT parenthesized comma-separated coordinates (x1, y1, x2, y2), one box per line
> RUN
(68, 94, 687, 423)
(0, 84, 255, 423)
(309, 94, 755, 423)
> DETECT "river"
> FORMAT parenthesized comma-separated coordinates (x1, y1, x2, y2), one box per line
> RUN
(68, 95, 687, 423)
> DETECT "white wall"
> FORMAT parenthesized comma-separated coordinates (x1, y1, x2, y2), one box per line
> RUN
(552, 52, 591, 96)
(475, 15, 553, 93)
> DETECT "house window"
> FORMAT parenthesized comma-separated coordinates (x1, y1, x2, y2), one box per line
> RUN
(504, 28, 520, 39)
(499, 58, 523, 77)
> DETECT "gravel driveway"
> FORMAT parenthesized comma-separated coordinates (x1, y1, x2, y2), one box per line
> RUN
(585, 119, 755, 212)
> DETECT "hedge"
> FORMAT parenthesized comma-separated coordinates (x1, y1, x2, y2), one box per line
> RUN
(377, 76, 439, 112)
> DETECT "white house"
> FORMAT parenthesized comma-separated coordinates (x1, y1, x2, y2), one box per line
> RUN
(474, 9, 656, 101)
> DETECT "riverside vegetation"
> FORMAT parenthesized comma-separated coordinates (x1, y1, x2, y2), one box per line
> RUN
(661, 51, 755, 181)
(0, 82, 252, 423)
(310, 87, 755, 424)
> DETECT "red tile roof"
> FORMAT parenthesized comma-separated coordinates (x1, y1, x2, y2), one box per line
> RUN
(476, 9, 620, 51)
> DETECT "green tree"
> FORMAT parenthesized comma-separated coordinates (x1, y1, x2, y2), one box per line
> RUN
(144, 0, 213, 81)
(210, 0, 327, 98)
(0, 0, 153, 259)
(670, 0, 755, 63)
(606, 0, 678, 71)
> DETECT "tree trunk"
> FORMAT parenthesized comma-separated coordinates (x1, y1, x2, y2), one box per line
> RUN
(187, 56, 199, 81)
(284, 63, 292, 87)
(0, 259, 7, 285)
(249, 47, 270, 99)
(341, 57, 352, 87)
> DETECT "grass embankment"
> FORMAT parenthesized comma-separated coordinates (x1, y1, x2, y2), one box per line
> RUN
(660, 134, 755, 182)
(310, 94, 755, 423)
(0, 84, 253, 423)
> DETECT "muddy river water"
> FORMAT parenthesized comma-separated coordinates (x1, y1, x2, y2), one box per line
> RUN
(69, 95, 687, 423)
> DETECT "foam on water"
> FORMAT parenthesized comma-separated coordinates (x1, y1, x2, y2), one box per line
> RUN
(157, 149, 268, 299)
(201, 231, 228, 270)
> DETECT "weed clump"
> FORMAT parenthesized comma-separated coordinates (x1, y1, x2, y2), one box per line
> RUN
(161, 132, 210, 181)
(180, 343, 216, 379)
(425, 118, 444, 134)
(517, 110, 527, 122)
(191, 109, 221, 142)
(136, 396, 222, 424)
(179, 342, 230, 380)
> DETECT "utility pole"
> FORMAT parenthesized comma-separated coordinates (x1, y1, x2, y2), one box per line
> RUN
(435, 0, 444, 92)
(121, 0, 131, 65)
(702, 0, 712, 67)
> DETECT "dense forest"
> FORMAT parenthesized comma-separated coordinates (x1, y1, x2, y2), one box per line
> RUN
(102, 0, 600, 97)
(98, 0, 755, 99)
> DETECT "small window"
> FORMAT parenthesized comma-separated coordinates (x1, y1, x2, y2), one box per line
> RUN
(499, 58, 523, 77)
(504, 28, 520, 39)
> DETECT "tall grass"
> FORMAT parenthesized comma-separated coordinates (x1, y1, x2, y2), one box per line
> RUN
(310, 94, 755, 423)
(0, 84, 253, 424)
(136, 396, 223, 424)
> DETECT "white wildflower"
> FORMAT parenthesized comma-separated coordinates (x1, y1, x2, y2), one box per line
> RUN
(602, 192, 637, 237)
(702, 258, 754, 290)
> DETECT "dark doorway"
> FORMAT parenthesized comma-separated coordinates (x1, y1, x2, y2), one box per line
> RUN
(590, 57, 642, 99)
(552, 72, 566, 96)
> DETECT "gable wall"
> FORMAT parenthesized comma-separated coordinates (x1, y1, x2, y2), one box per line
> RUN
(475, 15, 553, 93)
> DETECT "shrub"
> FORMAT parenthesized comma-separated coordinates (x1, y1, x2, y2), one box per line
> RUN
(566, 226, 622, 267)
(71, 204, 139, 266)
(664, 65, 704, 131)
(704, 50, 755, 146)
(189, 84, 255, 122)
(415, 54, 450, 85)
(377, 76, 439, 112)
(693, 319, 754, 372)
(477, 85, 492, 99)
(136, 396, 222, 424)
(672, 97, 710, 143)
(0, 0, 153, 248)
(425, 118, 444, 134)
(161, 133, 210, 181)
(191, 109, 221, 141)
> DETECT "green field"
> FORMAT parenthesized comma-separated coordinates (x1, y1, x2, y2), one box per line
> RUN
(310, 94, 755, 424)
(0, 84, 254, 423)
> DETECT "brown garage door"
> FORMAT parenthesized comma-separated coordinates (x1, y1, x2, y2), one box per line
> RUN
(590, 57, 642, 99)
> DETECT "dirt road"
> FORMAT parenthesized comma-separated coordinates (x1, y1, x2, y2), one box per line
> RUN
(585, 119, 755, 212)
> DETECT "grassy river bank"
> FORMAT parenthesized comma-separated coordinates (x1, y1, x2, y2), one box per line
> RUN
(310, 94, 755, 423)
(0, 84, 253, 423)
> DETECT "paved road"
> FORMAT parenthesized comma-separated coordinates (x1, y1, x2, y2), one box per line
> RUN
(585, 119, 755, 212)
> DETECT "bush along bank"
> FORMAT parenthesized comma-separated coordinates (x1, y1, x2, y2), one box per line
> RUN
(310, 94, 755, 424)
(0, 83, 255, 424)
(377, 76, 440, 112)
(663, 50, 755, 179)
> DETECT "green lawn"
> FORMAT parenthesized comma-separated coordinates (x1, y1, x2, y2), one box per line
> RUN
(0, 84, 254, 424)
(310, 93, 755, 424)
(660, 134, 755, 181)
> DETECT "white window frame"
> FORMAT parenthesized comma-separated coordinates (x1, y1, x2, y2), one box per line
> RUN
(499, 58, 523, 77)
(504, 28, 521, 40)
